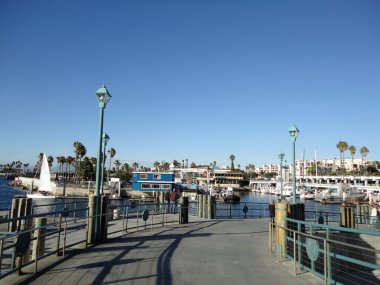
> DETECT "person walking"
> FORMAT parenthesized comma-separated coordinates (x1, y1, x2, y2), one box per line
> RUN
(165, 189, 170, 213)
(170, 188, 178, 213)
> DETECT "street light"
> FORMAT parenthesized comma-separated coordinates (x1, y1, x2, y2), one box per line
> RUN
(94, 85, 111, 242)
(278, 151, 285, 199)
(289, 124, 299, 204)
(100, 133, 110, 195)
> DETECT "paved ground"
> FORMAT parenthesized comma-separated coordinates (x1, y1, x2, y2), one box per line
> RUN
(4, 217, 323, 285)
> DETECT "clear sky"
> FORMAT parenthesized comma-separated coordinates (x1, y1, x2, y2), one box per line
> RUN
(1, 0, 379, 169)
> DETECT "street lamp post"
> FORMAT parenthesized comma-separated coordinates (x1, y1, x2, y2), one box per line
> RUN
(288, 124, 299, 204)
(278, 151, 285, 199)
(100, 133, 110, 195)
(94, 85, 111, 242)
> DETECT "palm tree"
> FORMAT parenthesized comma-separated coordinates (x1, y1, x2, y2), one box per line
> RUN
(336, 141, 348, 175)
(162, 162, 170, 171)
(107, 147, 116, 182)
(56, 156, 65, 175)
(73, 142, 86, 181)
(348, 146, 356, 174)
(90, 157, 97, 169)
(34, 152, 44, 177)
(229, 154, 235, 170)
(153, 161, 160, 171)
(47, 156, 54, 169)
(65, 156, 74, 178)
(114, 160, 121, 172)
(123, 163, 130, 173)
(23, 163, 29, 174)
(172, 160, 180, 168)
(360, 146, 369, 175)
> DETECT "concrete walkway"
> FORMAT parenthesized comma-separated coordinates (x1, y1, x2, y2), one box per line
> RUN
(5, 218, 323, 285)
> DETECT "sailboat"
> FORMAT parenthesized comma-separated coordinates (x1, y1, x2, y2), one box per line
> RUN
(27, 154, 56, 199)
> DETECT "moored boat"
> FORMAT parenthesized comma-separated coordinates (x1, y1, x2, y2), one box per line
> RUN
(222, 187, 241, 204)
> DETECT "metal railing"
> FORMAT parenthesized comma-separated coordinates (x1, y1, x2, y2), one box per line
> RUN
(269, 217, 380, 284)
(215, 202, 270, 219)
(0, 199, 183, 280)
(0, 206, 88, 279)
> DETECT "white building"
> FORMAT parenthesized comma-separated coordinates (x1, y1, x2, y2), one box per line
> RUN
(171, 167, 244, 188)
(289, 159, 378, 176)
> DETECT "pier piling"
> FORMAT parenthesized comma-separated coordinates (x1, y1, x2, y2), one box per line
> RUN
(32, 217, 47, 260)
(87, 195, 96, 244)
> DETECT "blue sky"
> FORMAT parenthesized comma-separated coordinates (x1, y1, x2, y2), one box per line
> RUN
(1, 0, 379, 169)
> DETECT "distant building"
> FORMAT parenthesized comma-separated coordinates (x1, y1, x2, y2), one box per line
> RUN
(131, 172, 175, 192)
(169, 167, 244, 188)
(256, 164, 280, 175)
(288, 159, 379, 176)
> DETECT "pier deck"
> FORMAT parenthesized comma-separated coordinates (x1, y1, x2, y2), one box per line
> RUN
(3, 217, 322, 285)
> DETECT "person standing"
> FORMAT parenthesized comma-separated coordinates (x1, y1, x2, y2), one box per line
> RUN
(165, 189, 170, 213)
(370, 203, 378, 226)
(170, 188, 178, 213)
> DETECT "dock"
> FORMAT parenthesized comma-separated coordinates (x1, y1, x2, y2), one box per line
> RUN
(2, 217, 322, 285)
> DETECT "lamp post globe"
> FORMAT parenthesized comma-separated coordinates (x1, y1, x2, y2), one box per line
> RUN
(100, 133, 110, 195)
(288, 124, 299, 204)
(278, 152, 285, 199)
(94, 85, 111, 242)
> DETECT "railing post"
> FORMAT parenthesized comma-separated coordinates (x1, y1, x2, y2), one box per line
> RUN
(100, 195, 109, 241)
(87, 195, 96, 244)
(293, 230, 297, 274)
(137, 210, 139, 231)
(208, 196, 215, 219)
(269, 222, 272, 253)
(121, 208, 126, 237)
(297, 223, 301, 272)
(198, 195, 203, 218)
(34, 229, 40, 274)
(73, 202, 77, 222)
(151, 210, 154, 229)
(63, 218, 67, 258)
(85, 209, 89, 249)
(32, 217, 47, 261)
(56, 215, 62, 256)
(0, 239, 3, 274)
(202, 195, 207, 219)
(326, 228, 331, 284)
(324, 239, 328, 285)
(180, 197, 189, 224)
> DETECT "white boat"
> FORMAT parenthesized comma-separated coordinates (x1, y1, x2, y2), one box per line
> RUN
(27, 154, 56, 199)
(314, 183, 365, 204)
(283, 183, 302, 197)
(300, 191, 315, 200)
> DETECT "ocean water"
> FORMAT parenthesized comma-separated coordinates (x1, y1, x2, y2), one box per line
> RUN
(0, 177, 341, 217)
(0, 177, 26, 210)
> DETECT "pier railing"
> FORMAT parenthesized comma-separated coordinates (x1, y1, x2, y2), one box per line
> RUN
(269, 217, 380, 284)
(0, 199, 185, 280)
(215, 202, 270, 219)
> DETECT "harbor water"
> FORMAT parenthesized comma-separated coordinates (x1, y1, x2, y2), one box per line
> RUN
(0, 177, 342, 217)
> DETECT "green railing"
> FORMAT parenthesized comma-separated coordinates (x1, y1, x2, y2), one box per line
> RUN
(270, 217, 380, 284)
(0, 200, 182, 280)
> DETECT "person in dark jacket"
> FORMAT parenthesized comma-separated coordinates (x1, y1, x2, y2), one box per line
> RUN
(165, 189, 170, 213)
(170, 189, 178, 213)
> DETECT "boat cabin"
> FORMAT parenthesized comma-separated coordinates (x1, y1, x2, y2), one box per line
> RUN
(132, 172, 175, 192)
